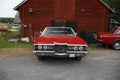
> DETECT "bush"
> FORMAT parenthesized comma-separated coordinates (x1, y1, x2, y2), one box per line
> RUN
(79, 31, 96, 44)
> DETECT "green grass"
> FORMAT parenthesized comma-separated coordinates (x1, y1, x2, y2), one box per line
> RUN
(0, 38, 32, 49)
(0, 23, 32, 49)
(0, 31, 32, 49)
(0, 23, 7, 28)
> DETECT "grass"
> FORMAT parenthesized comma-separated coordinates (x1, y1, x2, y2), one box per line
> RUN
(0, 23, 7, 28)
(0, 38, 32, 49)
(0, 23, 32, 49)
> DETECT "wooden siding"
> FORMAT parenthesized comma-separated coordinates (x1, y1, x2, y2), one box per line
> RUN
(75, 0, 109, 33)
(18, 0, 110, 37)
(22, 0, 54, 20)
(19, 0, 55, 37)
(54, 0, 75, 19)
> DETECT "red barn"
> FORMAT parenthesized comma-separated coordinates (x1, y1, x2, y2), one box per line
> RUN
(14, 0, 114, 37)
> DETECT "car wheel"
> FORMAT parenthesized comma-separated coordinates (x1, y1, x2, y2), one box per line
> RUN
(75, 57, 82, 61)
(112, 41, 120, 50)
(37, 56, 45, 61)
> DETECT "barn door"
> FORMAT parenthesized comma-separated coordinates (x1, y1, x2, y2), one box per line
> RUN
(65, 21, 77, 32)
(51, 20, 77, 32)
(51, 20, 65, 27)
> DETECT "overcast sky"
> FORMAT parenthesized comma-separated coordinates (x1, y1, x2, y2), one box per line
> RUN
(0, 0, 23, 18)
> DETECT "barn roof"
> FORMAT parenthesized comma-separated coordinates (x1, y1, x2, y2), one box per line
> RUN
(99, 0, 115, 13)
(14, 0, 115, 13)
(14, 0, 27, 10)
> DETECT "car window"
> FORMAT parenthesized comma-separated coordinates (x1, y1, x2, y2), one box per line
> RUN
(42, 28, 75, 35)
(108, 27, 117, 33)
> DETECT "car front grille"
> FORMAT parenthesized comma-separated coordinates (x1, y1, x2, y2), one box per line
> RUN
(55, 45, 67, 53)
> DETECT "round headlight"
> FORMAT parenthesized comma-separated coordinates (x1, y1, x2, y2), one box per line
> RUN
(38, 45, 42, 50)
(43, 45, 48, 50)
(74, 46, 78, 51)
(79, 46, 84, 51)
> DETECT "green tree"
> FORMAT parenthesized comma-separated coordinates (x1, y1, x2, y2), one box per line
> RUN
(103, 0, 120, 22)
(0, 18, 14, 23)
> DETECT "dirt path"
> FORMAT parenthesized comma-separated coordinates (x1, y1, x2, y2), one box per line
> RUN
(0, 48, 120, 80)
(0, 48, 32, 57)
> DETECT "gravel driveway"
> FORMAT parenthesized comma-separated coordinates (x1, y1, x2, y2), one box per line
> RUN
(0, 48, 120, 80)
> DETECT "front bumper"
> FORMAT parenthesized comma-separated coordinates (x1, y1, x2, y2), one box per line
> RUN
(33, 51, 88, 57)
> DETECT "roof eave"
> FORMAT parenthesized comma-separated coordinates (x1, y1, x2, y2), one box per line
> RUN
(14, 0, 115, 13)
(99, 0, 115, 13)
(13, 0, 28, 11)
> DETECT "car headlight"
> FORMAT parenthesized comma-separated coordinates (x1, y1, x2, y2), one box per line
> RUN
(68, 46, 87, 51)
(43, 45, 48, 50)
(79, 46, 84, 51)
(38, 45, 43, 50)
(73, 46, 79, 51)
(35, 45, 54, 50)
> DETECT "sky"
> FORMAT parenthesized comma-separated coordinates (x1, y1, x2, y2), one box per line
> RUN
(0, 0, 23, 18)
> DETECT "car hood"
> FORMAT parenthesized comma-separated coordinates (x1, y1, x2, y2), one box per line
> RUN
(95, 32, 117, 38)
(96, 32, 112, 36)
(34, 34, 87, 45)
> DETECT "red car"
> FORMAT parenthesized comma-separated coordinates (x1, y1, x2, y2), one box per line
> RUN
(33, 27, 88, 60)
(95, 27, 120, 50)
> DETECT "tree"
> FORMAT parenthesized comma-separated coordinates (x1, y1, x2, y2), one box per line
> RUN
(103, 0, 120, 23)
(0, 18, 14, 23)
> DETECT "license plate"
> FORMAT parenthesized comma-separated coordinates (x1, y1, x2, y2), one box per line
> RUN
(69, 54, 75, 58)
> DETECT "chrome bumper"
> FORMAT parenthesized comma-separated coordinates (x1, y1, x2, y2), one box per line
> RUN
(33, 51, 88, 57)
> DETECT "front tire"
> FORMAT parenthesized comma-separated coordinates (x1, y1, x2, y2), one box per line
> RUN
(37, 56, 45, 61)
(112, 41, 120, 50)
(75, 57, 82, 61)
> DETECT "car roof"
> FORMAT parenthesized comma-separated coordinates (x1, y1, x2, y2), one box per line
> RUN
(45, 27, 72, 29)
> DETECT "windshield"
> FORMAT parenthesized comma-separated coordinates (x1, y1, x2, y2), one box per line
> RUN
(42, 27, 75, 35)
(108, 27, 117, 33)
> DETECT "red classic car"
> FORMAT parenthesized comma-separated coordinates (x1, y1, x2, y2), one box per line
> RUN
(95, 27, 120, 50)
(33, 27, 88, 60)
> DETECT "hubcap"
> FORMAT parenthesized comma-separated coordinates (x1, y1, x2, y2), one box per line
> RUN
(114, 42, 120, 50)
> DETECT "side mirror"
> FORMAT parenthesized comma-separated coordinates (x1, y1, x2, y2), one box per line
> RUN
(40, 31, 43, 34)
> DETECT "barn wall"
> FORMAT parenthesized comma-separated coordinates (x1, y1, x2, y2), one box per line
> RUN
(75, 0, 109, 33)
(18, 0, 110, 37)
(54, 0, 75, 20)
(20, 0, 55, 37)
(20, 0, 77, 37)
